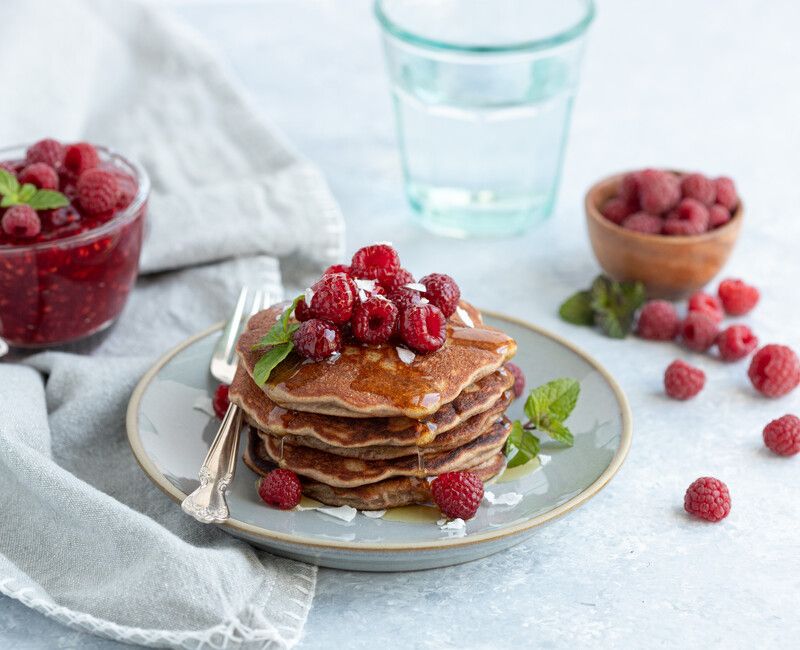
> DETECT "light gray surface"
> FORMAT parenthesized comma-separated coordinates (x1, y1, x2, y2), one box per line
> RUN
(3, 0, 799, 648)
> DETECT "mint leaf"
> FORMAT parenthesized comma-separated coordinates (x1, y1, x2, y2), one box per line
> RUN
(540, 419, 574, 446)
(559, 290, 594, 326)
(27, 189, 69, 210)
(590, 275, 646, 339)
(252, 296, 303, 350)
(0, 169, 19, 197)
(18, 184, 36, 202)
(0, 195, 17, 208)
(525, 378, 580, 424)
(253, 342, 293, 386)
(505, 421, 541, 468)
(281, 295, 303, 332)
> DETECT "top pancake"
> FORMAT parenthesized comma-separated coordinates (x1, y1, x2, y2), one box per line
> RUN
(236, 301, 517, 418)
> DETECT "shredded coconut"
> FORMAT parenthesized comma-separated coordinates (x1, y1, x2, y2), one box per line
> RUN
(403, 282, 427, 292)
(297, 504, 357, 522)
(396, 347, 416, 364)
(361, 510, 386, 519)
(456, 306, 474, 328)
(484, 491, 523, 507)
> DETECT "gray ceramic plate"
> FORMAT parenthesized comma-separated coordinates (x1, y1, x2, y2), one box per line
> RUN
(126, 312, 632, 571)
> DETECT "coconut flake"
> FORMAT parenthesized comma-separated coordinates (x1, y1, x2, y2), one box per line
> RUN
(304, 287, 314, 305)
(484, 491, 523, 507)
(297, 503, 357, 522)
(361, 510, 387, 519)
(403, 282, 427, 292)
(437, 518, 466, 535)
(539, 454, 552, 466)
(355, 278, 377, 292)
(396, 347, 416, 365)
(192, 396, 216, 417)
(456, 306, 474, 328)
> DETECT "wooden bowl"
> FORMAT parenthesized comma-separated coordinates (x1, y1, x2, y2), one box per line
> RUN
(585, 172, 743, 299)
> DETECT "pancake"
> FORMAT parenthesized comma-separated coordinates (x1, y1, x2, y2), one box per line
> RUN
(236, 301, 517, 418)
(229, 362, 515, 448)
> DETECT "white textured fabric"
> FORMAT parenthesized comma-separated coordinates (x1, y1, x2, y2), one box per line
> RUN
(0, 0, 346, 647)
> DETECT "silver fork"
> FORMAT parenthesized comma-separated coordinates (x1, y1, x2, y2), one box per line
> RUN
(182, 286, 279, 524)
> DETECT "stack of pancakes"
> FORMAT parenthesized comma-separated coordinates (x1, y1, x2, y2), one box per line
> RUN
(231, 301, 518, 510)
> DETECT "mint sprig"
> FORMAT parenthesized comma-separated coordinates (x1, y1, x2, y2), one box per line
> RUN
(252, 295, 303, 386)
(504, 378, 580, 468)
(0, 169, 69, 210)
(559, 274, 646, 338)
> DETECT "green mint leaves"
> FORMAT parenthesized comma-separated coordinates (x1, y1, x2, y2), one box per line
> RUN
(0, 169, 69, 211)
(559, 275, 646, 338)
(504, 378, 580, 468)
(252, 296, 303, 386)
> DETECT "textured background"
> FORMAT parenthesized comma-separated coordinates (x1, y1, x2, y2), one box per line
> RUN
(2, 0, 799, 648)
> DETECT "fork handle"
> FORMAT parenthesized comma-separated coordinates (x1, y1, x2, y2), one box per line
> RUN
(181, 402, 243, 523)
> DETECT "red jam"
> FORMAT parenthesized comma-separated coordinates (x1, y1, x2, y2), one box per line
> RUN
(0, 141, 149, 347)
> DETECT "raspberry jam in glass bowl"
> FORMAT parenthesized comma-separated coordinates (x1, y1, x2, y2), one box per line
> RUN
(0, 140, 150, 348)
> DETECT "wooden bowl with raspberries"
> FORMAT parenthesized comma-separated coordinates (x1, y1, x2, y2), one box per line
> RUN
(585, 169, 743, 299)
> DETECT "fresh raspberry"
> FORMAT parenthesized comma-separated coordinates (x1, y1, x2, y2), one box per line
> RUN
(381, 267, 415, 293)
(430, 471, 484, 520)
(680, 312, 719, 352)
(1, 205, 41, 238)
(714, 177, 738, 211)
(622, 212, 662, 234)
(212, 384, 230, 419)
(63, 142, 99, 177)
(748, 344, 800, 398)
(663, 198, 710, 236)
(684, 477, 731, 522)
(350, 243, 401, 285)
(258, 468, 302, 510)
(420, 273, 461, 317)
(618, 171, 641, 207)
(708, 204, 731, 229)
(308, 272, 357, 324)
(762, 414, 800, 456)
(636, 300, 680, 340)
(18, 163, 58, 190)
(663, 216, 705, 237)
(389, 287, 424, 313)
(505, 362, 526, 398)
(687, 291, 724, 323)
(399, 303, 446, 353)
(294, 298, 311, 322)
(638, 169, 680, 214)
(25, 138, 64, 168)
(718, 278, 759, 316)
(601, 198, 634, 225)
(352, 296, 398, 344)
(716, 325, 758, 362)
(324, 263, 351, 276)
(112, 169, 138, 209)
(77, 169, 119, 215)
(664, 359, 705, 400)
(293, 319, 342, 360)
(680, 173, 716, 205)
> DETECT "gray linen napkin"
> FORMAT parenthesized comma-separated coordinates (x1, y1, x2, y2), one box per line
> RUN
(0, 0, 344, 647)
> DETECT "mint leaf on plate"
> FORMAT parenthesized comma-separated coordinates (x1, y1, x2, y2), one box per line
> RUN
(504, 420, 541, 468)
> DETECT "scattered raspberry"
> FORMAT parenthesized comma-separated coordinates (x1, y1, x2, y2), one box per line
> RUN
(687, 291, 724, 323)
(717, 278, 759, 316)
(389, 287, 424, 313)
(25, 138, 64, 168)
(352, 296, 398, 344)
(212, 384, 230, 419)
(684, 477, 731, 522)
(324, 263, 351, 276)
(308, 272, 356, 324)
(716, 325, 758, 362)
(636, 300, 680, 341)
(399, 303, 446, 353)
(430, 471, 484, 520)
(680, 312, 719, 352)
(748, 344, 800, 398)
(293, 319, 342, 360)
(680, 173, 716, 205)
(258, 469, 303, 510)
(381, 267, 415, 293)
(664, 360, 705, 400)
(714, 176, 738, 211)
(601, 198, 634, 225)
(505, 362, 526, 398)
(420, 273, 461, 317)
(350, 243, 401, 285)
(77, 169, 119, 215)
(638, 169, 681, 214)
(18, 163, 59, 190)
(618, 171, 641, 207)
(294, 298, 311, 322)
(708, 204, 731, 229)
(63, 142, 100, 177)
(1, 205, 41, 238)
(762, 414, 800, 456)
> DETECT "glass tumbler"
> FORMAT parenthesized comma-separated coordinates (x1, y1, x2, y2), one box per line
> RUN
(375, 0, 594, 237)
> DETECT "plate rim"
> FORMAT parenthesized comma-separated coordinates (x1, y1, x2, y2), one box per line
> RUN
(126, 310, 632, 553)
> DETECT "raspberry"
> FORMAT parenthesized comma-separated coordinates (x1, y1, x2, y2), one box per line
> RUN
(663, 198, 710, 236)
(420, 273, 461, 317)
(324, 263, 351, 276)
(638, 169, 680, 214)
(708, 204, 731, 229)
(308, 272, 356, 324)
(1, 205, 41, 238)
(687, 291, 724, 323)
(64, 143, 100, 177)
(25, 138, 64, 168)
(18, 163, 58, 190)
(680, 173, 716, 205)
(381, 267, 415, 293)
(716, 325, 758, 362)
(112, 169, 138, 209)
(618, 171, 641, 207)
(389, 287, 424, 313)
(762, 414, 800, 456)
(505, 362, 526, 398)
(664, 360, 705, 400)
(748, 344, 800, 398)
(294, 298, 311, 322)
(399, 303, 446, 353)
(680, 312, 719, 352)
(622, 212, 662, 234)
(663, 217, 705, 237)
(293, 319, 342, 360)
(684, 477, 731, 522)
(430, 471, 484, 520)
(636, 300, 680, 340)
(77, 169, 119, 215)
(352, 296, 398, 344)
(717, 278, 759, 316)
(714, 177, 738, 211)
(258, 469, 302, 510)
(350, 243, 401, 285)
(601, 198, 634, 225)
(212, 384, 230, 419)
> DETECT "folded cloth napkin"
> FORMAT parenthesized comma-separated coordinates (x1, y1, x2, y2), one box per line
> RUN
(0, 0, 345, 648)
